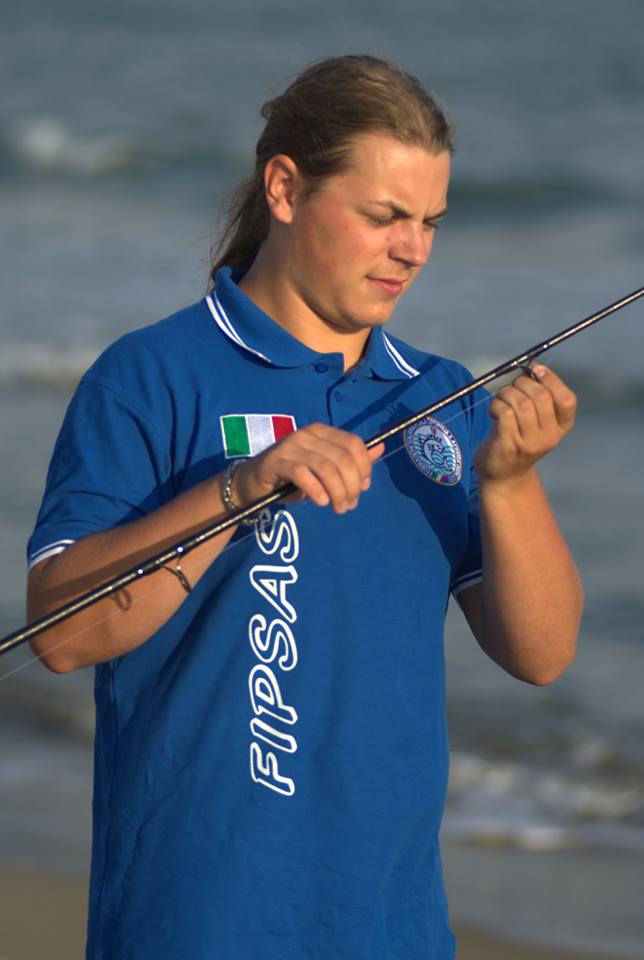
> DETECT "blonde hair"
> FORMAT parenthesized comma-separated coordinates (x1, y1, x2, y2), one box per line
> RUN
(209, 55, 453, 285)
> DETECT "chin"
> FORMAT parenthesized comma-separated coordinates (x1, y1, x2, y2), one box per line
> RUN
(326, 299, 396, 333)
(340, 315, 389, 333)
(345, 304, 397, 329)
(361, 311, 395, 329)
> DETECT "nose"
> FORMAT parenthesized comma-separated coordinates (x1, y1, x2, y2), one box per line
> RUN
(390, 222, 433, 269)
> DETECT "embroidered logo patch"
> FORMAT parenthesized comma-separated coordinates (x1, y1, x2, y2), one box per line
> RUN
(221, 414, 296, 459)
(404, 417, 462, 485)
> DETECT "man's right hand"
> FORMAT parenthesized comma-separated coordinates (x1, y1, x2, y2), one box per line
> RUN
(234, 423, 385, 515)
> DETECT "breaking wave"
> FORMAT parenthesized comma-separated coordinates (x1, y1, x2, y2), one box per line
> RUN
(445, 748, 644, 853)
(0, 343, 101, 389)
(4, 117, 145, 176)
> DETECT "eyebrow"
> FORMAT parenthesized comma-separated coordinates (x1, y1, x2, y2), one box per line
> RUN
(371, 201, 448, 223)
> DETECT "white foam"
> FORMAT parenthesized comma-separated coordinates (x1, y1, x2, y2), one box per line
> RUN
(448, 750, 644, 837)
(10, 117, 139, 175)
(0, 342, 100, 388)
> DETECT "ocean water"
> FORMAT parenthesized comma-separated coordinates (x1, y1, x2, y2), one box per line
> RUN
(1, 0, 643, 955)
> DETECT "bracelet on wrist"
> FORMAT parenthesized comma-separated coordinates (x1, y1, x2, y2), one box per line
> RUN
(221, 460, 257, 526)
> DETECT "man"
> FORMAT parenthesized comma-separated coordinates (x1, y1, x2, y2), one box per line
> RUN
(27, 56, 582, 959)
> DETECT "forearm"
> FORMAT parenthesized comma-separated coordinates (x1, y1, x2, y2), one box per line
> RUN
(27, 422, 384, 673)
(477, 467, 583, 683)
(27, 472, 237, 673)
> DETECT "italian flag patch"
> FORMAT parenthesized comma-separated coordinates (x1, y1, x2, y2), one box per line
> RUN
(220, 413, 297, 458)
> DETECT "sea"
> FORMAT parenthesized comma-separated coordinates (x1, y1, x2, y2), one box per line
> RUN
(1, 0, 643, 956)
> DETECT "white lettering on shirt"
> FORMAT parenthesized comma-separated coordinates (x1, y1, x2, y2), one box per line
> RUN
(248, 615, 298, 671)
(249, 565, 298, 623)
(248, 509, 300, 797)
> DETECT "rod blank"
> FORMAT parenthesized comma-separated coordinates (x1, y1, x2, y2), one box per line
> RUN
(2, 284, 643, 660)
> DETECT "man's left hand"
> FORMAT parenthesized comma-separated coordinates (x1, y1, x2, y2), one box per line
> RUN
(474, 364, 577, 485)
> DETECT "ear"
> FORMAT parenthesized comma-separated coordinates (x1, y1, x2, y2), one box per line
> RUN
(263, 154, 302, 225)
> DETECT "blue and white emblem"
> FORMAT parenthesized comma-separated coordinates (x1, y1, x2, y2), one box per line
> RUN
(404, 417, 462, 486)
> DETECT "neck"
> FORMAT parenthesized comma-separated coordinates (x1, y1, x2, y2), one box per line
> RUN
(238, 253, 370, 372)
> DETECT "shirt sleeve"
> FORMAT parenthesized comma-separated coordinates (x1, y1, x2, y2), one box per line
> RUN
(27, 375, 172, 570)
(450, 385, 492, 598)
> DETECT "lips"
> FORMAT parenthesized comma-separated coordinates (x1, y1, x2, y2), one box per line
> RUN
(368, 277, 405, 295)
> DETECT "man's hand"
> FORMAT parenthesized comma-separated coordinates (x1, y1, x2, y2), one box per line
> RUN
(463, 362, 582, 685)
(234, 423, 385, 515)
(474, 364, 577, 486)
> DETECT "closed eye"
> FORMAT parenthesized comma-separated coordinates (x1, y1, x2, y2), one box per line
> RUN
(365, 211, 446, 229)
(366, 214, 395, 226)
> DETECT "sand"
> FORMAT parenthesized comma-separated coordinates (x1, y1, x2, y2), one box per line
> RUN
(0, 868, 618, 960)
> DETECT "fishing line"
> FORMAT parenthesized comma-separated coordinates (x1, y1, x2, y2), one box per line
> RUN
(1, 284, 642, 666)
(0, 578, 171, 683)
(0, 351, 582, 679)
(0, 355, 554, 680)
(0, 355, 595, 676)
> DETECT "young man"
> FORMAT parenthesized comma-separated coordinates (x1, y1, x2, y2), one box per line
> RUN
(27, 57, 582, 959)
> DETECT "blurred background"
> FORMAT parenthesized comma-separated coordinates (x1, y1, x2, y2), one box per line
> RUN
(1, 0, 643, 957)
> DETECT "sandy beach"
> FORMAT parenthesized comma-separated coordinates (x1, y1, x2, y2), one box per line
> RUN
(0, 868, 620, 960)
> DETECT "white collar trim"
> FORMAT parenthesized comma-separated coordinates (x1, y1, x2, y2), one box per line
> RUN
(206, 293, 272, 364)
(382, 333, 421, 378)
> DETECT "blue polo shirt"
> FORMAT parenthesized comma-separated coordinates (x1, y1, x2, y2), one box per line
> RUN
(28, 267, 490, 960)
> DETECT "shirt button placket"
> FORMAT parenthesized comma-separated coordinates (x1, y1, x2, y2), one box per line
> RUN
(328, 385, 347, 425)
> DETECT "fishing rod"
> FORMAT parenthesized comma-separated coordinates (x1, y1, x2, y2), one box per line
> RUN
(1, 284, 643, 660)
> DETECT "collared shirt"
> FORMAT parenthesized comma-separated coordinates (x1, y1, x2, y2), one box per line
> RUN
(28, 267, 490, 960)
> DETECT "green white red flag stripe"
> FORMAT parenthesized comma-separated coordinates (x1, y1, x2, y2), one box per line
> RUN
(221, 414, 296, 458)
